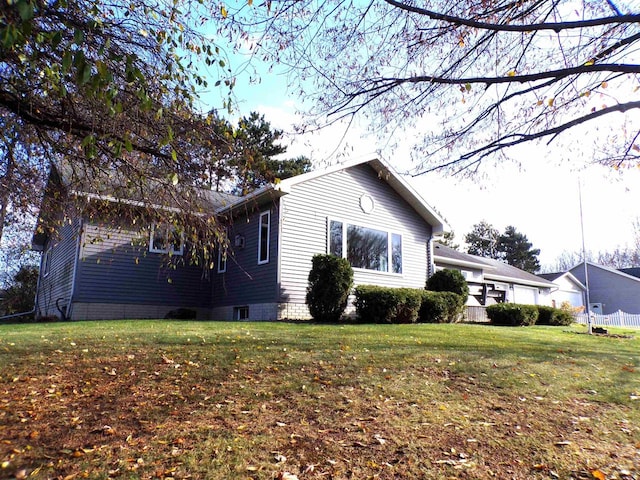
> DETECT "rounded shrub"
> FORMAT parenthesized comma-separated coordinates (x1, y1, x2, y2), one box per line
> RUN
(306, 254, 354, 323)
(536, 305, 574, 326)
(354, 285, 423, 324)
(486, 303, 539, 326)
(426, 269, 469, 297)
(418, 291, 466, 323)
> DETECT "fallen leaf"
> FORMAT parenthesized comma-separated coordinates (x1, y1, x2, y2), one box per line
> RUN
(591, 469, 606, 480)
(277, 473, 299, 480)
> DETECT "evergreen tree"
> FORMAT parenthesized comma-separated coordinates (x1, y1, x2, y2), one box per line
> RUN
(438, 231, 460, 250)
(497, 225, 541, 273)
(465, 221, 499, 258)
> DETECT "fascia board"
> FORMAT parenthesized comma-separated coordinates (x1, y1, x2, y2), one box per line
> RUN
(434, 255, 496, 271)
(483, 273, 556, 289)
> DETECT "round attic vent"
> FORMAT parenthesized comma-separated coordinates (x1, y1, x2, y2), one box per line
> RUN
(359, 194, 375, 214)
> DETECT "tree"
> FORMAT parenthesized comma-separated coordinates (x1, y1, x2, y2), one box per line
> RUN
(0, 265, 38, 317)
(438, 231, 460, 250)
(465, 221, 499, 258)
(1, 0, 234, 265)
(465, 221, 541, 272)
(225, 1, 640, 172)
(497, 225, 541, 273)
(228, 113, 313, 194)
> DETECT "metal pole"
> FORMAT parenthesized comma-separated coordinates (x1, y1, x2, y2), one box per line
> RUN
(578, 177, 592, 334)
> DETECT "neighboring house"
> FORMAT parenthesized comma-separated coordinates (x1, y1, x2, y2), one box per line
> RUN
(33, 157, 446, 321)
(433, 243, 556, 306)
(537, 272, 586, 310)
(569, 261, 640, 314)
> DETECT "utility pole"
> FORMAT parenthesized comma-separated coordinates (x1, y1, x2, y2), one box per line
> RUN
(578, 177, 592, 334)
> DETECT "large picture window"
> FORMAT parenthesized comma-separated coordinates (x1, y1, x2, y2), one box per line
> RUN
(149, 223, 184, 256)
(329, 219, 402, 274)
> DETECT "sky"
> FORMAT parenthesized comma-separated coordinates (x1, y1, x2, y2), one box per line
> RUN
(200, 55, 640, 271)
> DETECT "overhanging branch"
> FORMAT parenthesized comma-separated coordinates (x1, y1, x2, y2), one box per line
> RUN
(384, 0, 640, 33)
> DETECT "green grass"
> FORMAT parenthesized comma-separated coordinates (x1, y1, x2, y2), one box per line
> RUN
(1, 321, 638, 479)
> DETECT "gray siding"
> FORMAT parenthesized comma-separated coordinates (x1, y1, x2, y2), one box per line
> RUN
(212, 204, 279, 308)
(36, 220, 81, 318)
(75, 221, 212, 308)
(279, 164, 432, 304)
(571, 264, 640, 314)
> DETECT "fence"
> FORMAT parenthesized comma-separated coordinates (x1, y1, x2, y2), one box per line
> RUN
(465, 306, 640, 328)
(465, 306, 489, 323)
(575, 310, 640, 329)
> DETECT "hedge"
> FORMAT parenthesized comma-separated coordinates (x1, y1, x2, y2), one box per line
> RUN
(486, 303, 539, 326)
(418, 291, 466, 323)
(353, 286, 465, 324)
(536, 305, 574, 326)
(354, 285, 424, 324)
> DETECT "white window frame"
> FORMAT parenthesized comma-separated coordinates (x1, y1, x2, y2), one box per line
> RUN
(327, 217, 403, 275)
(258, 211, 270, 265)
(217, 230, 228, 273)
(149, 223, 184, 256)
(42, 248, 52, 277)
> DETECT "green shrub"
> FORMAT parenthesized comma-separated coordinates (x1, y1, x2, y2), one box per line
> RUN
(306, 254, 353, 323)
(426, 269, 469, 297)
(536, 305, 574, 326)
(418, 291, 466, 323)
(354, 285, 423, 324)
(486, 303, 539, 326)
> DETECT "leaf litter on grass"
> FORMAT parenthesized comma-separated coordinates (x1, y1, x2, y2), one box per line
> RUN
(0, 322, 638, 479)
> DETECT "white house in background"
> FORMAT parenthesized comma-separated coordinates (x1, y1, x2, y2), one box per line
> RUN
(433, 243, 556, 306)
(538, 272, 586, 311)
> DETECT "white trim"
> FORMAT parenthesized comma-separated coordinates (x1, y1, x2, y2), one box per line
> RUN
(215, 157, 447, 234)
(66, 219, 84, 321)
(327, 216, 403, 275)
(258, 210, 270, 265)
(149, 223, 184, 256)
(217, 247, 227, 273)
(42, 247, 52, 277)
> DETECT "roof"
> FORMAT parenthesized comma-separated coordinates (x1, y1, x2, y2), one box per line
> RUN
(32, 162, 239, 249)
(538, 271, 586, 290)
(216, 156, 448, 234)
(55, 161, 238, 211)
(619, 267, 640, 279)
(434, 243, 555, 288)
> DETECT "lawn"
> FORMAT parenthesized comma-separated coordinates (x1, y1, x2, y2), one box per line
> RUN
(0, 321, 638, 479)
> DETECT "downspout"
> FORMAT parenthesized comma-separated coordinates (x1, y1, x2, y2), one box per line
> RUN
(65, 218, 84, 321)
(426, 236, 435, 279)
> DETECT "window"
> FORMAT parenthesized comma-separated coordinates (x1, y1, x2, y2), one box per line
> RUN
(149, 223, 184, 255)
(258, 211, 270, 264)
(42, 248, 52, 277)
(234, 306, 249, 320)
(328, 219, 402, 274)
(217, 233, 228, 273)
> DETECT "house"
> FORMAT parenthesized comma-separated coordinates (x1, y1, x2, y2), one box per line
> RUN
(568, 262, 640, 314)
(537, 271, 586, 310)
(32, 156, 447, 321)
(432, 243, 556, 306)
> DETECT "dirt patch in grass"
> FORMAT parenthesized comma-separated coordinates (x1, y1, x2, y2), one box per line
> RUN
(1, 323, 638, 479)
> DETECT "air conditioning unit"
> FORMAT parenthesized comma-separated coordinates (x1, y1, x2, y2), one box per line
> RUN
(234, 234, 245, 248)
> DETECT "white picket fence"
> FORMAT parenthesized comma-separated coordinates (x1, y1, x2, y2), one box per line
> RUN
(575, 310, 640, 329)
